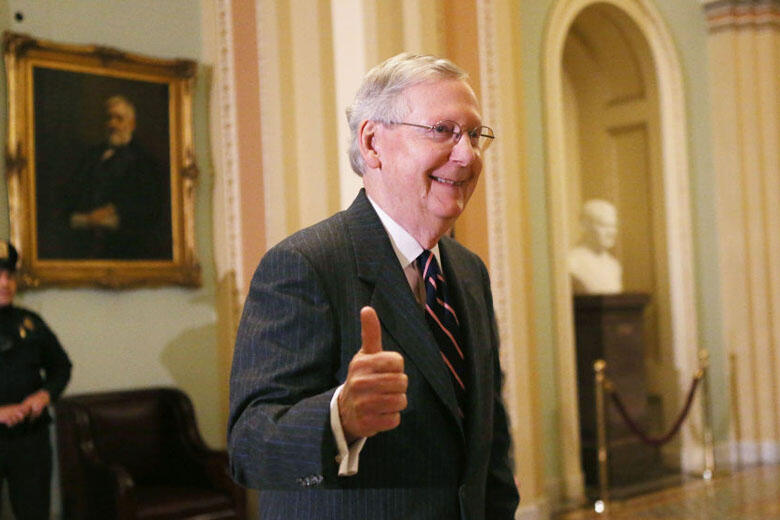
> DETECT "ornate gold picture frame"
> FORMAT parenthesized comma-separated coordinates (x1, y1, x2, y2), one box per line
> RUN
(3, 32, 200, 288)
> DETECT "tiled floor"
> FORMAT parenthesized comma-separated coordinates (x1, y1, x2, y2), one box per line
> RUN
(554, 465, 780, 519)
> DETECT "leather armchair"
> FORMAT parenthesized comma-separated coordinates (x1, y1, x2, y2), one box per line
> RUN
(56, 387, 245, 519)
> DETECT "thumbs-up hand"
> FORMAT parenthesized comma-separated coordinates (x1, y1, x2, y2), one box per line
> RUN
(338, 306, 408, 442)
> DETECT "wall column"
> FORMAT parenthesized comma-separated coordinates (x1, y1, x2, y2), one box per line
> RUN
(704, 0, 780, 466)
(256, 0, 341, 247)
(477, 1, 547, 516)
(207, 0, 265, 431)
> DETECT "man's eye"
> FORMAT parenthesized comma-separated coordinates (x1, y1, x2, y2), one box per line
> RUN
(433, 123, 455, 134)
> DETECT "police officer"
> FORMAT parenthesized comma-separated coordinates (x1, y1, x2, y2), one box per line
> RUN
(0, 240, 71, 519)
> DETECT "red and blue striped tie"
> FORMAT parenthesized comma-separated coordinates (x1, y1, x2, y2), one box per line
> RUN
(417, 250, 467, 417)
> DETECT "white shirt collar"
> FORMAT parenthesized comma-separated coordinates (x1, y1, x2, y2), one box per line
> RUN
(366, 194, 441, 269)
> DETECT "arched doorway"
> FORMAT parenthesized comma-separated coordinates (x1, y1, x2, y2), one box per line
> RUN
(543, 0, 700, 502)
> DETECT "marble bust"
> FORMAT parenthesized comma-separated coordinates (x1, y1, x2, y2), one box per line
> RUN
(569, 199, 623, 294)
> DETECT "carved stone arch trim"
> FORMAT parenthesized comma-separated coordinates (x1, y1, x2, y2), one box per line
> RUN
(476, 0, 549, 514)
(542, 0, 700, 500)
(212, 0, 244, 296)
(209, 0, 245, 425)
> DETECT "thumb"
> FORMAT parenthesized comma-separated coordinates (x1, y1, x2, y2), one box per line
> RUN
(359, 306, 382, 354)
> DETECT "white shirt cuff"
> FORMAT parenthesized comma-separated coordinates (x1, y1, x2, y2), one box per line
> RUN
(330, 384, 367, 476)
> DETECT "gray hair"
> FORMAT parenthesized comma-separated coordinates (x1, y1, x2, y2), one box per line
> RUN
(345, 52, 468, 176)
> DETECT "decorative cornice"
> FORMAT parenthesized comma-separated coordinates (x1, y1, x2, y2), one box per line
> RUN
(704, 0, 780, 31)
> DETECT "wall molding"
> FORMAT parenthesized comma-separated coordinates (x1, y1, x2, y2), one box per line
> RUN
(477, 0, 546, 504)
(211, 0, 243, 297)
(704, 0, 780, 31)
(731, 441, 780, 466)
(208, 0, 244, 427)
(514, 499, 551, 520)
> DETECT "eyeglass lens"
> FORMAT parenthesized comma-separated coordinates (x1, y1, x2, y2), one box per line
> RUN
(430, 120, 493, 149)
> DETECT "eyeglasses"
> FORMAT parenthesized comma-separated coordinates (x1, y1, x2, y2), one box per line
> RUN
(389, 120, 495, 151)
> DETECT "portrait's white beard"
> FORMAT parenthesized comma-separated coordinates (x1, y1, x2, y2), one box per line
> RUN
(108, 129, 133, 147)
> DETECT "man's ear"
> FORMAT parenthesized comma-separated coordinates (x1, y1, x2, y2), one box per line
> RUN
(358, 120, 382, 170)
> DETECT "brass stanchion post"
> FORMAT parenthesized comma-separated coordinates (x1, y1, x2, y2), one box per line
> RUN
(594, 360, 609, 513)
(729, 352, 741, 470)
(699, 350, 715, 480)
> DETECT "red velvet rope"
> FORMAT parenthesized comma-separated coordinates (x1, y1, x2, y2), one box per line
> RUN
(606, 374, 702, 447)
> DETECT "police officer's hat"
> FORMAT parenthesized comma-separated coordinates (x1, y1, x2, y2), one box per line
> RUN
(0, 240, 18, 272)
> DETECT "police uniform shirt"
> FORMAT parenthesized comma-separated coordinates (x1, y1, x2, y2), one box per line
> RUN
(0, 305, 72, 436)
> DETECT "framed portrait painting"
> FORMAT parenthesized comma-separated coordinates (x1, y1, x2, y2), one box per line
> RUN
(3, 32, 200, 288)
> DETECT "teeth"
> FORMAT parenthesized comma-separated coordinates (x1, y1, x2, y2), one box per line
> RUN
(432, 176, 463, 186)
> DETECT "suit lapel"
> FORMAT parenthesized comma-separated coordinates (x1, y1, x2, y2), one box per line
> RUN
(439, 237, 492, 446)
(345, 191, 464, 438)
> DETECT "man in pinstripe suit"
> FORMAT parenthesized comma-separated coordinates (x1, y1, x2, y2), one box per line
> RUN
(228, 53, 519, 519)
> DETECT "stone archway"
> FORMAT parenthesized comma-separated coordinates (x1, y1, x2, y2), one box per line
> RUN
(543, 0, 700, 501)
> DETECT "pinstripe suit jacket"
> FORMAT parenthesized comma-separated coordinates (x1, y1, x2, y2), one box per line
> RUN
(228, 190, 519, 519)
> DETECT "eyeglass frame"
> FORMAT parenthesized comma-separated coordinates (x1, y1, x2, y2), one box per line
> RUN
(387, 120, 495, 151)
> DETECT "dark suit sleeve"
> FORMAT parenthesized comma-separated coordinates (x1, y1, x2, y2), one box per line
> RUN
(35, 316, 72, 401)
(481, 263, 521, 517)
(228, 244, 341, 489)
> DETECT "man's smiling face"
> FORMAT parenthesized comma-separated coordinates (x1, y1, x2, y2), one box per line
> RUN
(365, 79, 484, 246)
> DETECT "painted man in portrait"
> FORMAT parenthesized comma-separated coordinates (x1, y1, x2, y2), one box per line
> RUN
(65, 95, 170, 260)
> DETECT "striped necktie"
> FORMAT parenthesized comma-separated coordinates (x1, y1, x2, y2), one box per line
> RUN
(416, 250, 467, 417)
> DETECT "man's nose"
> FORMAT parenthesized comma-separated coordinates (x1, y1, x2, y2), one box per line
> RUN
(450, 134, 477, 165)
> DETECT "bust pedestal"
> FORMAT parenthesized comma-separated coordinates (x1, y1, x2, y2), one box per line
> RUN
(574, 293, 666, 495)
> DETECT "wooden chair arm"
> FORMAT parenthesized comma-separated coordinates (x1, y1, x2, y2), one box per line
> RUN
(79, 439, 136, 519)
